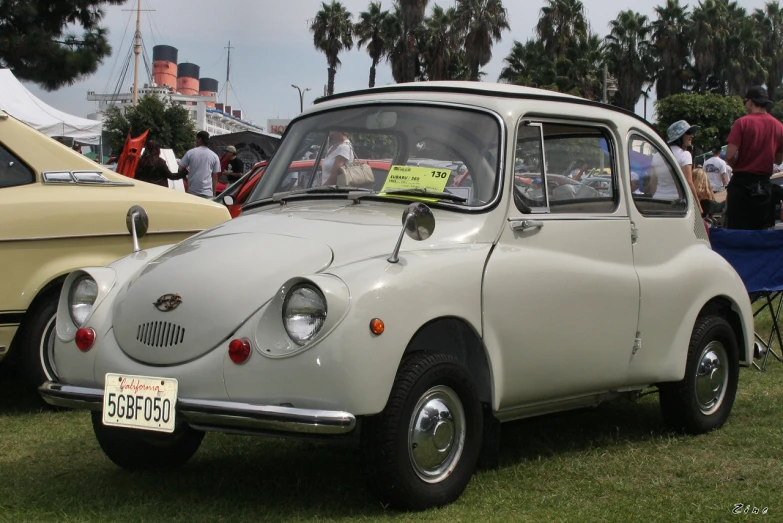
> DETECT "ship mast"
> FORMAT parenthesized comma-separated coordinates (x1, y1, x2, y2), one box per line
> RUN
(132, 0, 141, 106)
(225, 41, 234, 108)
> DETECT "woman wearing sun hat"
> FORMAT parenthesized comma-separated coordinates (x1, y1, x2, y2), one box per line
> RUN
(652, 119, 702, 214)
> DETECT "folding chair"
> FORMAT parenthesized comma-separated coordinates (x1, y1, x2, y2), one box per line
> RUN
(710, 228, 783, 371)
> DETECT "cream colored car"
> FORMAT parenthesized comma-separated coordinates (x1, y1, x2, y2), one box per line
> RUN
(41, 83, 753, 510)
(0, 110, 230, 391)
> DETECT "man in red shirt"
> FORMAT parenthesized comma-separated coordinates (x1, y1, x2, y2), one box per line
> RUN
(725, 86, 783, 229)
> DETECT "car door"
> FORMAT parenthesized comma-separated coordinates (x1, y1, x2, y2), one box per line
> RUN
(483, 120, 641, 409)
(0, 139, 38, 355)
(623, 132, 703, 385)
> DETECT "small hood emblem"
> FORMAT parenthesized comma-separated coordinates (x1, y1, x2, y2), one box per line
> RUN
(154, 294, 182, 312)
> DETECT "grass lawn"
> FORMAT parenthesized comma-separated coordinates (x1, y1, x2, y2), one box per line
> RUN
(1, 316, 782, 522)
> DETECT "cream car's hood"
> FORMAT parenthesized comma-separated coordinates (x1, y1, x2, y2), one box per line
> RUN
(112, 199, 496, 365)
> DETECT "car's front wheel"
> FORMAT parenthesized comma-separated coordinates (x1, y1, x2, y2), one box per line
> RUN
(361, 352, 483, 510)
(659, 315, 739, 434)
(91, 412, 204, 469)
(20, 294, 59, 393)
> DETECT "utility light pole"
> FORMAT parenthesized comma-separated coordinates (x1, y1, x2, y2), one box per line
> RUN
(292, 84, 311, 113)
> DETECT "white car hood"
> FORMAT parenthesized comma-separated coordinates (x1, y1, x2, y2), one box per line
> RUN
(111, 200, 494, 365)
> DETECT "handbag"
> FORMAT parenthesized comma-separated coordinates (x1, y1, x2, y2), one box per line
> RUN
(336, 141, 375, 186)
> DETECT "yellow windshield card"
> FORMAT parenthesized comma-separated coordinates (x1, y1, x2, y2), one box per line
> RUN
(380, 165, 451, 193)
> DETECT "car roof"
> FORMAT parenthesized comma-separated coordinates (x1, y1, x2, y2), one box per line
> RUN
(314, 81, 648, 128)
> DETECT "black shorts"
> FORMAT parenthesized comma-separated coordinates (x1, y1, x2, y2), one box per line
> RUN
(725, 172, 776, 230)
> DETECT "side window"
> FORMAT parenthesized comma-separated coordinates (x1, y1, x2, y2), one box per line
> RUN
(513, 121, 616, 214)
(0, 142, 34, 188)
(628, 135, 687, 216)
(513, 123, 547, 212)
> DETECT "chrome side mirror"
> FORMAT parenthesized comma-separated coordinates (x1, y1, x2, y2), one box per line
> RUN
(223, 195, 235, 206)
(126, 205, 149, 253)
(388, 202, 435, 263)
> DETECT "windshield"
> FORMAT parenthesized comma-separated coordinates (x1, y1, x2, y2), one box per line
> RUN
(247, 104, 502, 208)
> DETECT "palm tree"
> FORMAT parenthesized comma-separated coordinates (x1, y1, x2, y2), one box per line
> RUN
(691, 0, 729, 93)
(604, 10, 655, 111)
(455, 0, 510, 81)
(355, 2, 390, 88)
(310, 1, 354, 96)
(421, 5, 462, 81)
(398, 0, 429, 82)
(536, 0, 589, 57)
(754, 1, 783, 99)
(650, 0, 692, 100)
(567, 32, 603, 100)
(724, 2, 765, 95)
(499, 40, 549, 87)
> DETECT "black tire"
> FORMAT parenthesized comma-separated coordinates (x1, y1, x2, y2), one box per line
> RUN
(20, 294, 59, 393)
(361, 352, 483, 510)
(659, 315, 739, 435)
(91, 411, 204, 469)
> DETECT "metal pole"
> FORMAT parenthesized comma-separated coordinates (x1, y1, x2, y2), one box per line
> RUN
(225, 41, 233, 108)
(132, 0, 141, 106)
(602, 64, 608, 104)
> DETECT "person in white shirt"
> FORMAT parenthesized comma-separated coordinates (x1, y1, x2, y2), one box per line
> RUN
(175, 131, 221, 198)
(319, 131, 354, 186)
(652, 120, 703, 214)
(703, 145, 728, 193)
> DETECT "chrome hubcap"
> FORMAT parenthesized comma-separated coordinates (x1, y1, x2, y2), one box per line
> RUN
(408, 385, 465, 483)
(40, 314, 58, 380)
(695, 341, 728, 415)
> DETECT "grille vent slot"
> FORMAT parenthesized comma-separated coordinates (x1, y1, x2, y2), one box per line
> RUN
(136, 322, 185, 348)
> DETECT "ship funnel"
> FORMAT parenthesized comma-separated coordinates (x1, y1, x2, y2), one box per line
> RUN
(152, 45, 178, 90)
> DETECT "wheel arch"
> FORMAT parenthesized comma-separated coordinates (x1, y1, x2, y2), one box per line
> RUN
(8, 274, 67, 359)
(698, 296, 749, 365)
(402, 316, 493, 405)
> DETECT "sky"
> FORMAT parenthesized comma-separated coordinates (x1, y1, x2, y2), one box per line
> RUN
(26, 0, 772, 129)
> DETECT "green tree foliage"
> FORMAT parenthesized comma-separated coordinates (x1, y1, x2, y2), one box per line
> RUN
(654, 93, 745, 155)
(651, 0, 692, 100)
(102, 95, 196, 157)
(455, 0, 510, 82)
(398, 0, 430, 82)
(310, 1, 354, 96)
(0, 0, 127, 90)
(605, 11, 655, 111)
(355, 2, 391, 88)
(754, 2, 783, 99)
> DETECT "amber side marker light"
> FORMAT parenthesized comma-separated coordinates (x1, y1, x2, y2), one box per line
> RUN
(228, 338, 252, 364)
(370, 318, 385, 335)
(75, 328, 96, 352)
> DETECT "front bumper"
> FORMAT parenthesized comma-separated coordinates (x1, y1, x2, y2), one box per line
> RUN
(39, 382, 357, 436)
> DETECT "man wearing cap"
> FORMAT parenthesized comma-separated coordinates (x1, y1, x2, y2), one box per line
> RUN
(703, 145, 728, 194)
(220, 145, 245, 185)
(175, 130, 221, 198)
(724, 86, 783, 229)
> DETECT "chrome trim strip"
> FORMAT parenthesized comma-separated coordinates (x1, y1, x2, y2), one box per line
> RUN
(0, 229, 204, 243)
(507, 216, 630, 222)
(42, 170, 135, 187)
(39, 382, 357, 435)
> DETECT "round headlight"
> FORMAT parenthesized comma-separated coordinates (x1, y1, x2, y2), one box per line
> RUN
(282, 285, 327, 346)
(69, 275, 98, 327)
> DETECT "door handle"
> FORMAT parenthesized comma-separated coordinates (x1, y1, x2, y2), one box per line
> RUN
(509, 218, 544, 231)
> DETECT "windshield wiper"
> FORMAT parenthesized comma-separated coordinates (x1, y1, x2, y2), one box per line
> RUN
(379, 187, 467, 203)
(271, 185, 373, 203)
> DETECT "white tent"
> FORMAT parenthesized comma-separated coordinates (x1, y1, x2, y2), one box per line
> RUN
(0, 68, 103, 144)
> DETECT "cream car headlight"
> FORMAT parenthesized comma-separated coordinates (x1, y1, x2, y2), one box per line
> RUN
(282, 284, 327, 345)
(68, 275, 99, 327)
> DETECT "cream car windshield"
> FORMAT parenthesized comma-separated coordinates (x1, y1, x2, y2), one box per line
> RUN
(246, 104, 501, 208)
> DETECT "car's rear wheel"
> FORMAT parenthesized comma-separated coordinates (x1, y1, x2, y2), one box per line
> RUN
(20, 295, 59, 394)
(659, 315, 739, 434)
(91, 412, 204, 469)
(361, 352, 483, 510)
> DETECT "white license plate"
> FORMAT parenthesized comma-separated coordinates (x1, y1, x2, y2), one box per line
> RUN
(102, 373, 178, 433)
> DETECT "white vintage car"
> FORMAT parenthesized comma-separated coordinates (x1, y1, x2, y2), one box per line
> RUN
(41, 82, 754, 510)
